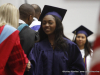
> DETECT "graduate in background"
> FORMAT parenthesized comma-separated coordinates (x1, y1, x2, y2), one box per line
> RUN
(72, 25, 93, 72)
(28, 5, 85, 75)
(29, 4, 41, 31)
(18, 4, 38, 56)
(0, 3, 30, 75)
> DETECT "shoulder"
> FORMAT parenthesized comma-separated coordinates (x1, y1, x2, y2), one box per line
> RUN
(19, 26, 36, 40)
(64, 38, 80, 53)
(18, 23, 28, 31)
(20, 26, 36, 34)
(25, 26, 35, 32)
(64, 38, 77, 46)
(5, 24, 17, 32)
(34, 39, 48, 48)
(35, 39, 47, 45)
(3, 25, 18, 35)
(0, 25, 18, 44)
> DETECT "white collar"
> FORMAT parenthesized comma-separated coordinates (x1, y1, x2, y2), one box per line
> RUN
(33, 17, 38, 21)
(80, 49, 85, 58)
(80, 49, 84, 52)
(19, 19, 26, 24)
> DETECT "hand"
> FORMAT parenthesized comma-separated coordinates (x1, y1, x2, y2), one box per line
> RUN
(26, 60, 31, 71)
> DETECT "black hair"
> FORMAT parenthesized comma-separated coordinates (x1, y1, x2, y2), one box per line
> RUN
(31, 4, 41, 19)
(31, 4, 41, 14)
(19, 3, 35, 20)
(39, 15, 69, 51)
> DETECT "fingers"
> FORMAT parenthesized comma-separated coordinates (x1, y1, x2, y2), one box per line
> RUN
(26, 60, 31, 71)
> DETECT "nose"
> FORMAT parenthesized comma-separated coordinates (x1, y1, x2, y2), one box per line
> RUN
(45, 23, 49, 26)
(79, 37, 82, 40)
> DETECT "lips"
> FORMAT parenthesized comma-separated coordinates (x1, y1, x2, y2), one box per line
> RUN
(45, 29, 50, 32)
(78, 42, 82, 44)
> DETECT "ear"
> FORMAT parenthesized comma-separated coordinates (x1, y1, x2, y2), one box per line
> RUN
(39, 13, 41, 17)
(28, 15, 33, 21)
(37, 13, 41, 20)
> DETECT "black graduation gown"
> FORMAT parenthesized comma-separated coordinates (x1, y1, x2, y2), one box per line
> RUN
(19, 26, 38, 56)
(28, 38, 85, 75)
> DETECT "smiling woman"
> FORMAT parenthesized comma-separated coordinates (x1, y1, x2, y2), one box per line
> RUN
(42, 15, 56, 36)
(72, 25, 93, 73)
(27, 5, 85, 75)
(76, 33, 87, 48)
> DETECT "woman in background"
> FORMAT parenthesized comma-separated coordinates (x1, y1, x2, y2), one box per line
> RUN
(0, 3, 30, 75)
(72, 25, 93, 72)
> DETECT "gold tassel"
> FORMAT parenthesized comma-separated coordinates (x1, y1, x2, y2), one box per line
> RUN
(84, 57, 85, 63)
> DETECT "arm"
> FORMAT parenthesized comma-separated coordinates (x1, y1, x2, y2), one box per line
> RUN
(35, 31, 39, 42)
(27, 43, 39, 75)
(7, 35, 28, 75)
(68, 44, 85, 75)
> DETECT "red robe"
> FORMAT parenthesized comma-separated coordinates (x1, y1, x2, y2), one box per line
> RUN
(0, 25, 28, 75)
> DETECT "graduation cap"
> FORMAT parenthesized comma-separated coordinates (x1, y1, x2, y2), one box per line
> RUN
(72, 25, 93, 37)
(39, 5, 67, 21)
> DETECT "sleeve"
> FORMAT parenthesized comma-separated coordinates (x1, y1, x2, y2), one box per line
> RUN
(27, 43, 39, 75)
(7, 35, 28, 75)
(35, 31, 39, 42)
(68, 44, 85, 75)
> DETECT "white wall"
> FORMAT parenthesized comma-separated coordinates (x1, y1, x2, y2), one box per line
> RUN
(0, 0, 100, 42)
(28, 0, 100, 42)
(0, 0, 25, 8)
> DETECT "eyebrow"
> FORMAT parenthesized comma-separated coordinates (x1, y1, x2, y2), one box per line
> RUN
(43, 20, 54, 22)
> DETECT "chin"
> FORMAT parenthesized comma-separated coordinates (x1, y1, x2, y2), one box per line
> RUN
(45, 32, 50, 34)
(44, 31, 54, 35)
(45, 33, 51, 35)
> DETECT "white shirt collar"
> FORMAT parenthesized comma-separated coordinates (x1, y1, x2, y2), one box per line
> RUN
(80, 49, 85, 58)
(19, 19, 26, 24)
(33, 17, 38, 21)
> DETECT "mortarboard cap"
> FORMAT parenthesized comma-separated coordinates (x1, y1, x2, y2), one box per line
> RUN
(72, 25, 93, 37)
(39, 5, 67, 21)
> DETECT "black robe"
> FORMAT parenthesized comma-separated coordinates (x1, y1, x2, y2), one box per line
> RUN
(19, 26, 38, 56)
(27, 38, 85, 75)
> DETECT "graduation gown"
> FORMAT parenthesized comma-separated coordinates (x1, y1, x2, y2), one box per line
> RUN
(28, 38, 85, 75)
(18, 24, 38, 56)
(80, 49, 93, 72)
(0, 25, 28, 75)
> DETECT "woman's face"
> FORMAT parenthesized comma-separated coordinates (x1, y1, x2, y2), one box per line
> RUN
(76, 33, 87, 47)
(42, 15, 56, 35)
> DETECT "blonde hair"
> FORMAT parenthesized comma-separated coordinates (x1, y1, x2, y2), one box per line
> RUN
(0, 3, 19, 28)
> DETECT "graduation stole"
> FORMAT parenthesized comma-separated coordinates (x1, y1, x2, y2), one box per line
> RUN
(83, 56, 87, 70)
(17, 23, 29, 32)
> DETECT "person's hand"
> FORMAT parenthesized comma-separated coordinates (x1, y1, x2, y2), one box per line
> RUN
(26, 60, 31, 71)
